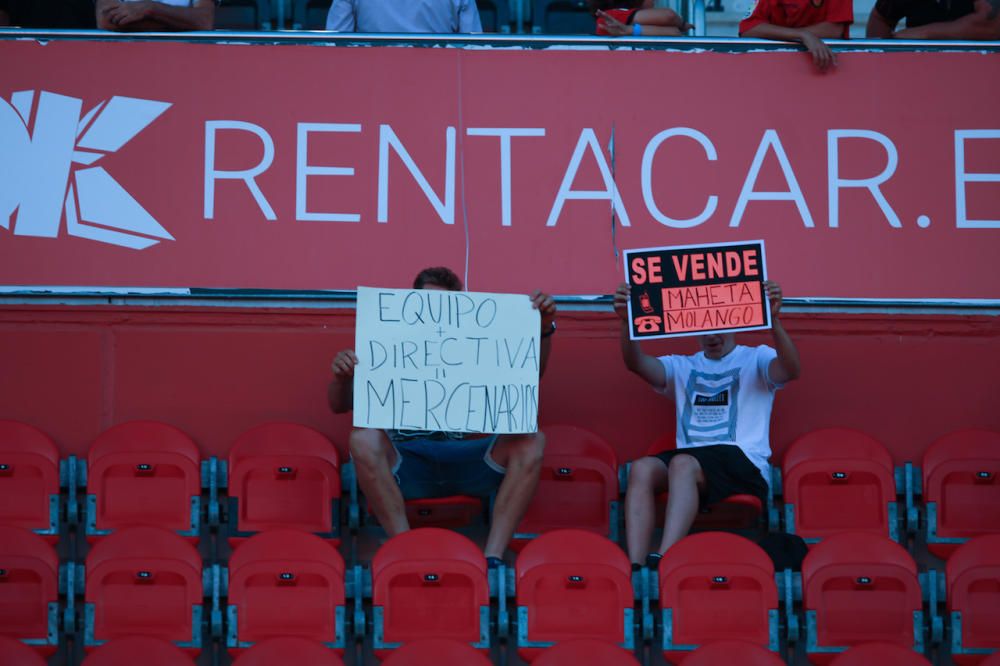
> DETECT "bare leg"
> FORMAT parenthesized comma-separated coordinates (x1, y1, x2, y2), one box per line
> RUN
(656, 453, 706, 554)
(483, 431, 545, 558)
(625, 456, 670, 565)
(349, 428, 409, 536)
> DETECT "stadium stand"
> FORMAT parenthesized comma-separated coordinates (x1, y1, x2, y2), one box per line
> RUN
(215, 0, 272, 30)
(80, 636, 197, 666)
(84, 421, 203, 540)
(0, 636, 48, 666)
(225, 422, 342, 541)
(0, 420, 61, 539)
(800, 531, 924, 663)
(512, 424, 620, 547)
(680, 639, 786, 665)
(292, 0, 331, 29)
(478, 0, 513, 32)
(657, 532, 778, 662)
(83, 526, 205, 650)
(370, 528, 491, 655)
(231, 636, 346, 665)
(403, 494, 486, 530)
(531, 0, 595, 33)
(226, 529, 347, 651)
(514, 529, 634, 661)
(379, 638, 494, 665)
(533, 638, 642, 665)
(781, 428, 899, 543)
(0, 526, 59, 654)
(644, 433, 764, 530)
(945, 535, 1000, 664)
(922, 429, 1000, 559)
(828, 641, 933, 665)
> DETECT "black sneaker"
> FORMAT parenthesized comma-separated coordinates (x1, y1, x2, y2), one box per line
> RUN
(645, 552, 663, 569)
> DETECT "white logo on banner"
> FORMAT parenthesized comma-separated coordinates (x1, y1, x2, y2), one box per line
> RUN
(0, 90, 173, 250)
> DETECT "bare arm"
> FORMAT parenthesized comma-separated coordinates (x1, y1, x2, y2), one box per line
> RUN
(613, 283, 668, 389)
(866, 7, 898, 37)
(596, 8, 691, 36)
(893, 0, 1000, 38)
(742, 22, 840, 70)
(98, 0, 214, 32)
(764, 281, 801, 384)
(531, 291, 557, 378)
(328, 349, 358, 414)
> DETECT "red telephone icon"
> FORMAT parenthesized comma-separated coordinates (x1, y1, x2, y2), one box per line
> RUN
(634, 316, 662, 333)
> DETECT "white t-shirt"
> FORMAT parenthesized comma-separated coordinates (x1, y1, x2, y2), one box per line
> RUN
(658, 344, 782, 484)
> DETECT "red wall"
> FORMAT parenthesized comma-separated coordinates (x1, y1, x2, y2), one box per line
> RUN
(1, 304, 997, 466)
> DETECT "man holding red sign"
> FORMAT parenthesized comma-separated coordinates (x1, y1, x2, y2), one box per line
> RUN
(614, 279, 801, 569)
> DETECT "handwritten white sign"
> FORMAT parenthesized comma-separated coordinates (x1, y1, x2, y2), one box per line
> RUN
(353, 287, 541, 434)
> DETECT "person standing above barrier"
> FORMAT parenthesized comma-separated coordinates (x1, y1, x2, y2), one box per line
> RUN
(95, 0, 216, 31)
(866, 0, 1000, 39)
(591, 0, 693, 36)
(326, 0, 482, 33)
(615, 280, 801, 570)
(738, 0, 852, 72)
(328, 266, 556, 566)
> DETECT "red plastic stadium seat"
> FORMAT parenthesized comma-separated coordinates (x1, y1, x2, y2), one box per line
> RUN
(681, 640, 785, 665)
(782, 429, 898, 543)
(646, 434, 762, 530)
(513, 425, 620, 548)
(81, 636, 197, 666)
(659, 532, 778, 662)
(84, 526, 203, 649)
(380, 638, 493, 665)
(403, 495, 484, 529)
(923, 429, 1000, 559)
(0, 421, 60, 537)
(946, 535, 1000, 665)
(227, 530, 346, 650)
(0, 527, 58, 653)
(828, 642, 932, 666)
(86, 421, 202, 538)
(0, 636, 48, 666)
(516, 529, 634, 662)
(982, 653, 1000, 666)
(534, 639, 641, 665)
(801, 532, 922, 664)
(371, 528, 489, 655)
(227, 423, 341, 539)
(232, 637, 345, 666)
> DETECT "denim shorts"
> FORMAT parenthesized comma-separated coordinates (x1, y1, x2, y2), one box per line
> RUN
(391, 434, 505, 499)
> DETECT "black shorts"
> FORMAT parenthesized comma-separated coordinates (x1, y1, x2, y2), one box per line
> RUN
(653, 444, 768, 508)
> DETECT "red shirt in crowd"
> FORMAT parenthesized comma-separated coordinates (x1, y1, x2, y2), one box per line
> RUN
(738, 0, 853, 36)
(596, 7, 639, 34)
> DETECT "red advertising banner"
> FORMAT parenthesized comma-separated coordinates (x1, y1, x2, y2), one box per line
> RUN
(1, 38, 998, 299)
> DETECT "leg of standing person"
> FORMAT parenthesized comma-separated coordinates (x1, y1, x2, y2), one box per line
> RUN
(349, 427, 409, 535)
(483, 431, 545, 559)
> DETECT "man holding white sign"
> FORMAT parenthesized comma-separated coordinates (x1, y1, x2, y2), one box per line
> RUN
(615, 276, 800, 570)
(329, 266, 557, 565)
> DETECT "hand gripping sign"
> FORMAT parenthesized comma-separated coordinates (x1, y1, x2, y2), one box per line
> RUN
(624, 240, 772, 340)
(353, 287, 541, 434)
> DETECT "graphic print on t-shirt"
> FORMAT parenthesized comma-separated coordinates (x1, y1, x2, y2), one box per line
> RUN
(681, 369, 740, 443)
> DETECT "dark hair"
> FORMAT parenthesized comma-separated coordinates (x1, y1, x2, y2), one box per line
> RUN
(413, 266, 463, 291)
(588, 0, 644, 10)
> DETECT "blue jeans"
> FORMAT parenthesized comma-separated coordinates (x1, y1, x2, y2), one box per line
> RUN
(391, 434, 505, 499)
